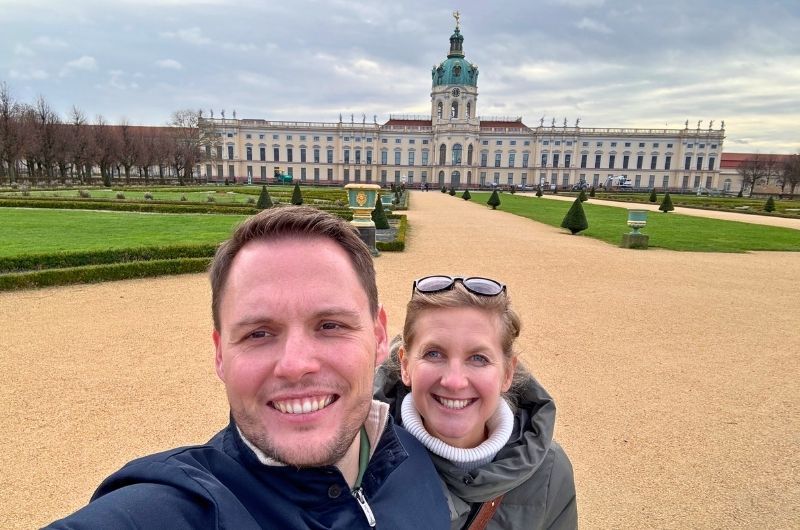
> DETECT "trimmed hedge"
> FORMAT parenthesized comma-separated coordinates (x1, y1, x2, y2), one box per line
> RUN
(377, 214, 408, 252)
(0, 258, 211, 291)
(0, 244, 219, 273)
(0, 197, 257, 215)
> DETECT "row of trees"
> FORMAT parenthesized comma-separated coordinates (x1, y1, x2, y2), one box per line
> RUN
(0, 83, 218, 186)
(736, 152, 800, 197)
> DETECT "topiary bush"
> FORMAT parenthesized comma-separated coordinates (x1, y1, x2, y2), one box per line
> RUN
(659, 191, 674, 213)
(441, 186, 447, 193)
(579, 189, 588, 202)
(115, 192, 125, 200)
(256, 185, 273, 209)
(764, 196, 775, 212)
(143, 192, 153, 200)
(589, 186, 596, 197)
(649, 189, 657, 203)
(462, 189, 471, 201)
(78, 190, 91, 198)
(291, 182, 303, 205)
(509, 185, 516, 194)
(560, 198, 589, 234)
(536, 187, 543, 198)
(372, 196, 390, 229)
(448, 187, 456, 196)
(206, 195, 216, 203)
(487, 189, 501, 210)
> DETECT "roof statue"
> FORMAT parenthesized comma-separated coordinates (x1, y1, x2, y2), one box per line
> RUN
(709, 120, 714, 130)
(453, 10, 460, 30)
(563, 117, 567, 128)
(575, 117, 581, 127)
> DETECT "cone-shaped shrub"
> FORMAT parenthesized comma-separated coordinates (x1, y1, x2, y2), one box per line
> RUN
(372, 196, 390, 229)
(737, 189, 743, 198)
(256, 185, 273, 209)
(764, 196, 775, 212)
(535, 187, 543, 198)
(462, 189, 471, 201)
(291, 182, 303, 205)
(487, 189, 501, 209)
(579, 189, 588, 202)
(649, 189, 657, 202)
(448, 187, 456, 196)
(560, 198, 589, 234)
(589, 186, 596, 197)
(441, 186, 447, 193)
(659, 191, 674, 212)
(510, 185, 516, 194)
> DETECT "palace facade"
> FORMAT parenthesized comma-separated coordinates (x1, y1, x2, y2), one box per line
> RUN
(200, 24, 726, 192)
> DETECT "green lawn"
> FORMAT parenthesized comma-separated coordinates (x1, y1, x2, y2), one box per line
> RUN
(472, 193, 800, 252)
(0, 208, 246, 257)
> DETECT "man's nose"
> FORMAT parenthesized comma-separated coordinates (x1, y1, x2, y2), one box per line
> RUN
(439, 362, 469, 391)
(273, 330, 320, 381)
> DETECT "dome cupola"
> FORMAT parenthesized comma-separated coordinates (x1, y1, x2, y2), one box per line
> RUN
(431, 23, 478, 88)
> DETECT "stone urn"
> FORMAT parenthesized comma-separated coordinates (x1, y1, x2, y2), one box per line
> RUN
(344, 183, 381, 256)
(627, 209, 648, 234)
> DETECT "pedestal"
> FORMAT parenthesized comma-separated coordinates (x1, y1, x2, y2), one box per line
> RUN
(620, 233, 649, 249)
(356, 225, 380, 256)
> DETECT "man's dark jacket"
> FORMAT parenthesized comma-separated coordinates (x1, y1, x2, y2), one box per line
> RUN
(46, 418, 449, 529)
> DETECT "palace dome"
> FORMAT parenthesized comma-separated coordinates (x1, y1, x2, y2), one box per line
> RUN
(432, 28, 478, 88)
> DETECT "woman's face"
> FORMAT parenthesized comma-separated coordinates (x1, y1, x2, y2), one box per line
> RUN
(400, 306, 516, 449)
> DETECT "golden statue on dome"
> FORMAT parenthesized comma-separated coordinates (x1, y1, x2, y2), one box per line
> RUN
(453, 10, 460, 30)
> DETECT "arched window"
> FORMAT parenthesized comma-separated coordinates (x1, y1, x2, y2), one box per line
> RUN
(451, 101, 458, 119)
(467, 170, 472, 185)
(439, 143, 446, 165)
(437, 102, 443, 119)
(452, 144, 462, 165)
(467, 144, 474, 165)
(451, 170, 461, 187)
(466, 102, 471, 118)
(438, 170, 445, 186)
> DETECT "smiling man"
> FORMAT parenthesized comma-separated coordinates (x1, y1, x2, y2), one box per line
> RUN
(47, 206, 449, 529)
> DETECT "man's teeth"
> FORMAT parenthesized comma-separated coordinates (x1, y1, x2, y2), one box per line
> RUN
(438, 397, 472, 410)
(273, 396, 334, 414)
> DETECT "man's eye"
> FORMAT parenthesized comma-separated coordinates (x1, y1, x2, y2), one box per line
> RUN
(248, 330, 268, 339)
(320, 322, 342, 330)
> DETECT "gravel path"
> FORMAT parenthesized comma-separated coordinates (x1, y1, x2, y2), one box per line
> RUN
(2, 193, 798, 529)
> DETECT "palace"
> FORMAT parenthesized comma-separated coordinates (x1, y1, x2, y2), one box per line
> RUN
(201, 21, 727, 192)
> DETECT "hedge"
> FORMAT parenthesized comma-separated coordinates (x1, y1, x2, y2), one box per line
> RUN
(0, 258, 212, 291)
(0, 244, 219, 273)
(376, 214, 408, 252)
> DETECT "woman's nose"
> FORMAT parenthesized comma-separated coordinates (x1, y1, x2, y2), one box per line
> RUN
(439, 362, 469, 391)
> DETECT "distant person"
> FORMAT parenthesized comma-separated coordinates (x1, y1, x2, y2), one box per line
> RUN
(375, 275, 577, 529)
(47, 207, 449, 529)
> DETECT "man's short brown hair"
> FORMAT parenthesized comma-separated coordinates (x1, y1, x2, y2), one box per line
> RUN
(209, 206, 378, 330)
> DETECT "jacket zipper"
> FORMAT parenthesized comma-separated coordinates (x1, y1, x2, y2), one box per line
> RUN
(352, 487, 376, 527)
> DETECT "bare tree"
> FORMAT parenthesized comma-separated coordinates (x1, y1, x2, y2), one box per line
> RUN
(0, 82, 23, 183)
(778, 154, 800, 198)
(736, 153, 770, 196)
(118, 119, 138, 185)
(69, 107, 92, 183)
(92, 115, 119, 187)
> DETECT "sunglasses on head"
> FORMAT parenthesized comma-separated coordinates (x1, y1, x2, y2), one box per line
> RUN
(412, 275, 506, 297)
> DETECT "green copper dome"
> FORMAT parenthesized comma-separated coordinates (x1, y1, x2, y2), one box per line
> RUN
(432, 28, 478, 88)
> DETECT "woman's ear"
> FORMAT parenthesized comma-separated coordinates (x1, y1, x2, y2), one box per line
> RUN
(398, 346, 412, 387)
(502, 356, 518, 392)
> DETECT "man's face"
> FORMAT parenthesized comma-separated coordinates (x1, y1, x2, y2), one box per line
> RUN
(213, 236, 387, 467)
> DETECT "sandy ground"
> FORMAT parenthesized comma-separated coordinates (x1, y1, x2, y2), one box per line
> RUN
(2, 192, 798, 529)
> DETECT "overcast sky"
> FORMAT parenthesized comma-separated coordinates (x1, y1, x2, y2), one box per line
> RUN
(2, 0, 798, 153)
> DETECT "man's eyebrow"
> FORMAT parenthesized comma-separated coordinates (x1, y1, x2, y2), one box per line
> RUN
(229, 307, 364, 329)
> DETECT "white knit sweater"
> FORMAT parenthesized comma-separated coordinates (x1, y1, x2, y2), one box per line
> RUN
(401, 394, 513, 471)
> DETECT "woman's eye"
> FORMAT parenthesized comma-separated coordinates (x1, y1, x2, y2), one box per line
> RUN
(422, 350, 442, 359)
(469, 354, 490, 365)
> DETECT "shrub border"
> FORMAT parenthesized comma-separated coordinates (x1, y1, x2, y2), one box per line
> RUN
(377, 214, 407, 252)
(0, 258, 212, 291)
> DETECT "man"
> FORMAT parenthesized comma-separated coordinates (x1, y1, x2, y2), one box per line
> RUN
(48, 206, 449, 529)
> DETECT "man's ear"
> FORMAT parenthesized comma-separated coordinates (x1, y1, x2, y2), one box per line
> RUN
(374, 305, 389, 366)
(213, 329, 225, 382)
(398, 346, 411, 387)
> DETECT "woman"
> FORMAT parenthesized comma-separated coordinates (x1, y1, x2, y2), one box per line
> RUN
(375, 275, 577, 529)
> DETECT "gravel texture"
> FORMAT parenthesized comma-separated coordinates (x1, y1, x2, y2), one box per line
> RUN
(1, 192, 798, 529)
